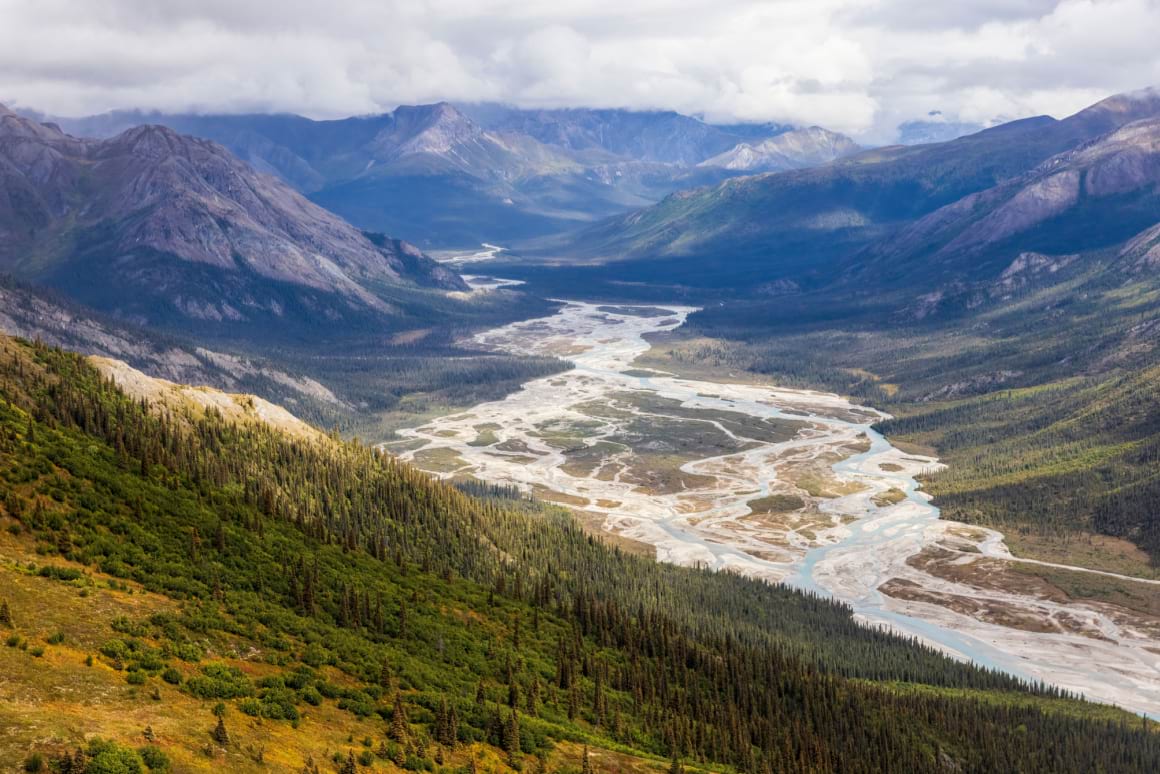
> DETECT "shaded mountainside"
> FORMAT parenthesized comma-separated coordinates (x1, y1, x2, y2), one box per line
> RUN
(1, 334, 1158, 773)
(0, 276, 353, 420)
(557, 88, 1160, 290)
(0, 272, 570, 442)
(0, 105, 465, 338)
(859, 116, 1160, 285)
(46, 104, 803, 247)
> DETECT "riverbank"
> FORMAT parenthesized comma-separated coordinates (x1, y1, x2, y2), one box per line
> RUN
(392, 295, 1160, 717)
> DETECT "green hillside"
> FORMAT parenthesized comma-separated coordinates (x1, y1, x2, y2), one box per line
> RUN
(0, 335, 1157, 773)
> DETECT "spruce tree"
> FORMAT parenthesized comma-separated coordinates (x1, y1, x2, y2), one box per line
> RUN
(390, 692, 409, 743)
(212, 715, 230, 746)
(0, 599, 11, 627)
(447, 705, 460, 747)
(504, 709, 521, 756)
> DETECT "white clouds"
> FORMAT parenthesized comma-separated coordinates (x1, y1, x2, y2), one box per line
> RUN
(0, 0, 1157, 141)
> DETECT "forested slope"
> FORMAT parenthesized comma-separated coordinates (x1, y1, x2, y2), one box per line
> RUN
(1, 335, 1157, 772)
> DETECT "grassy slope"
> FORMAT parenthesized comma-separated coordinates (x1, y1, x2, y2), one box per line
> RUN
(2, 336, 1158, 773)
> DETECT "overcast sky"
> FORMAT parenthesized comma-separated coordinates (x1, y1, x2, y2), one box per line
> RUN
(1, 0, 1157, 142)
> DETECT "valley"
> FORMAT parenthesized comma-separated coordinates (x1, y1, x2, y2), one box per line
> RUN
(393, 288, 1160, 718)
(4, 7, 1160, 769)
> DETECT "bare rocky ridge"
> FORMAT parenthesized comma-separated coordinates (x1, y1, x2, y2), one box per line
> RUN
(1122, 222, 1160, 268)
(457, 104, 790, 166)
(699, 127, 860, 172)
(92, 355, 325, 443)
(0, 105, 465, 328)
(0, 279, 345, 410)
(872, 116, 1160, 270)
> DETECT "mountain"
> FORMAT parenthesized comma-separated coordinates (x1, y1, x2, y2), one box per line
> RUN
(47, 104, 809, 247)
(0, 104, 465, 337)
(456, 104, 790, 165)
(699, 126, 860, 172)
(553, 87, 1160, 290)
(897, 118, 986, 145)
(0, 275, 358, 418)
(861, 115, 1160, 283)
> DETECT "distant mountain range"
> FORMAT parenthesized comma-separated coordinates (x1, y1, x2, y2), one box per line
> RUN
(699, 126, 861, 172)
(554, 87, 1160, 292)
(454, 103, 794, 165)
(36, 103, 854, 247)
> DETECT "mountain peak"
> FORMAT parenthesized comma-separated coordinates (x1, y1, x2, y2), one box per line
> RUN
(1064, 85, 1160, 136)
(699, 126, 860, 172)
(371, 102, 483, 160)
(105, 122, 204, 160)
(0, 115, 466, 331)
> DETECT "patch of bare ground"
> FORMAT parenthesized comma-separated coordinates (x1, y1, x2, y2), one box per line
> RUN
(787, 466, 868, 498)
(412, 446, 469, 473)
(746, 494, 806, 514)
(879, 579, 1060, 634)
(890, 439, 939, 457)
(905, 546, 1160, 636)
(483, 452, 538, 464)
(494, 438, 544, 455)
(907, 547, 1068, 601)
(620, 455, 719, 496)
(530, 485, 590, 507)
(572, 512, 657, 558)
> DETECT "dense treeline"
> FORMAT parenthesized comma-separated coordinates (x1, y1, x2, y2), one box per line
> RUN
(1, 335, 1157, 772)
(874, 368, 1160, 558)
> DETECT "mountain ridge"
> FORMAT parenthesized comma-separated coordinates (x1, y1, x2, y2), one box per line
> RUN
(699, 126, 860, 172)
(550, 86, 1160, 290)
(0, 106, 466, 333)
(38, 103, 826, 246)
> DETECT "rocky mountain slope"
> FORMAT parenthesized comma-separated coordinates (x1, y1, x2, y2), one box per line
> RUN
(699, 126, 860, 172)
(557, 88, 1160, 290)
(0, 105, 464, 334)
(859, 116, 1160, 283)
(47, 104, 809, 246)
(457, 104, 791, 165)
(0, 277, 352, 416)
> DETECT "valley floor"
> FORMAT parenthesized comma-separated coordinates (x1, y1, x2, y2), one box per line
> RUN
(391, 289, 1160, 718)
